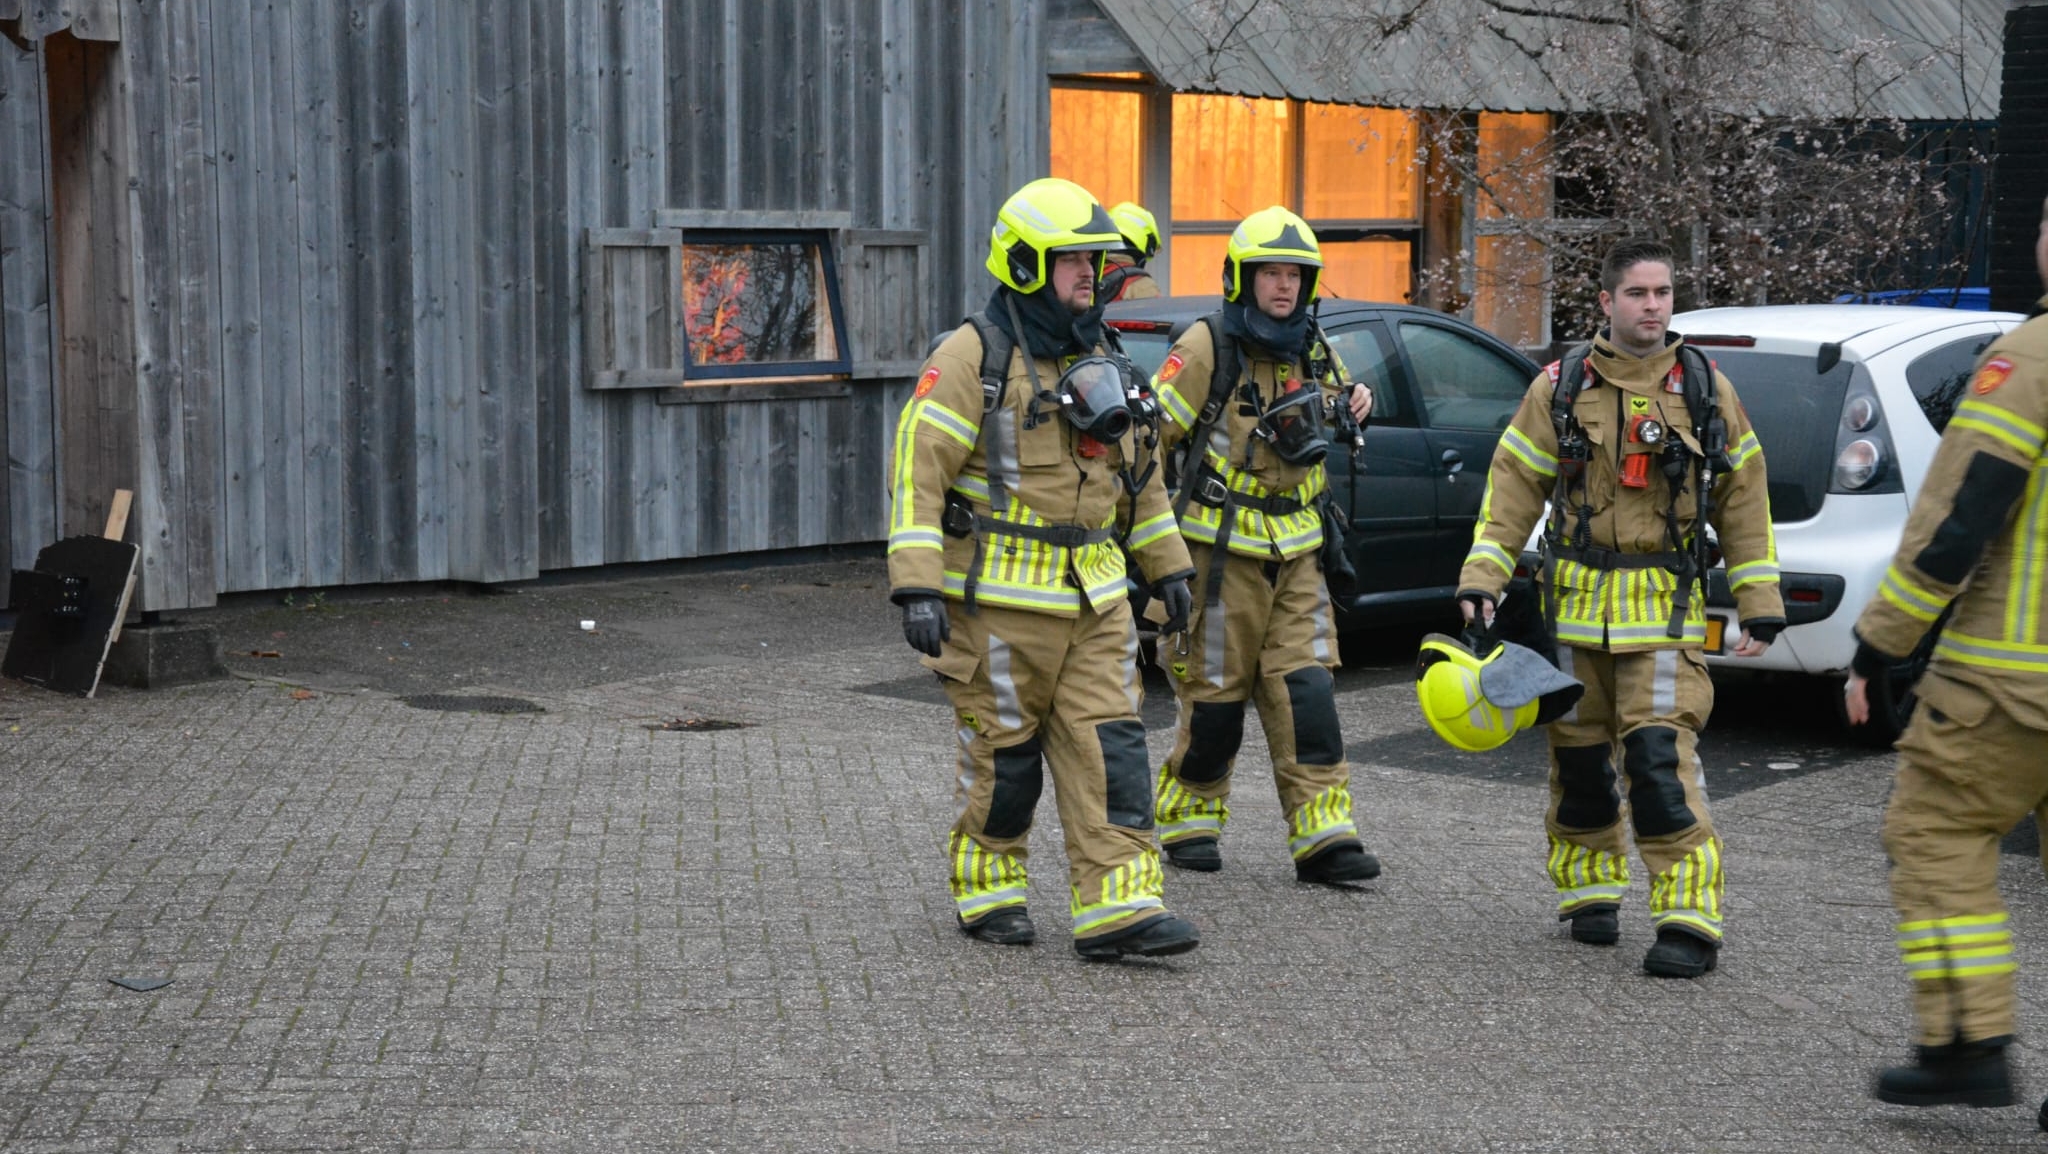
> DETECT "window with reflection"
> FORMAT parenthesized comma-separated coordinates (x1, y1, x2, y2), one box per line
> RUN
(1050, 86, 1145, 209)
(679, 233, 849, 379)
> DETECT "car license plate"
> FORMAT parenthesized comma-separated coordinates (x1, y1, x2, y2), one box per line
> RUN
(1705, 617, 1727, 655)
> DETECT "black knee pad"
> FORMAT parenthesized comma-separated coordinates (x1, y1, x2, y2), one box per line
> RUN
(1553, 743, 1620, 830)
(985, 736, 1044, 839)
(1282, 665, 1344, 767)
(1095, 719, 1154, 831)
(1621, 726, 1695, 838)
(1177, 699, 1246, 784)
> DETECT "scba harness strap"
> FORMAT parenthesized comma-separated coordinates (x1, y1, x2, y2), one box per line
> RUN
(1542, 340, 1730, 640)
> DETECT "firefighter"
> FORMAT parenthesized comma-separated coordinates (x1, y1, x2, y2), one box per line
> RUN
(888, 177, 1201, 961)
(1456, 237, 1784, 979)
(1147, 206, 1380, 885)
(1100, 201, 1163, 302)
(1853, 199, 2048, 1115)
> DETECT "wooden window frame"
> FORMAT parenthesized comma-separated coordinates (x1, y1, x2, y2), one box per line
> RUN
(670, 227, 853, 383)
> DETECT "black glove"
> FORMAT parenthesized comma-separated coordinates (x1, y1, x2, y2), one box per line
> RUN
(1457, 590, 1496, 624)
(901, 596, 949, 657)
(1157, 578, 1193, 635)
(1741, 618, 1783, 647)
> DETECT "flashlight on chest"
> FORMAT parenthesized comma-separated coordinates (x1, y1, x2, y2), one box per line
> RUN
(1621, 413, 1665, 488)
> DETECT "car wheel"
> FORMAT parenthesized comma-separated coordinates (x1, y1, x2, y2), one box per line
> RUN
(1839, 618, 1943, 748)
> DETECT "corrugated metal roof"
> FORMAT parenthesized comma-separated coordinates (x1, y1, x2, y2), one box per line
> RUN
(1090, 0, 2001, 120)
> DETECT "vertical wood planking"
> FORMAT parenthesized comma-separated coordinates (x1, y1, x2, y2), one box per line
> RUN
(208, 0, 267, 588)
(0, 33, 58, 599)
(552, 0, 607, 568)
(293, 0, 346, 586)
(256, 1, 307, 590)
(406, 0, 466, 581)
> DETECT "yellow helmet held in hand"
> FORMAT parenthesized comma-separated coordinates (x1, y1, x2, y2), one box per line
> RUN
(986, 178, 1124, 293)
(1415, 631, 1584, 753)
(1223, 206, 1323, 303)
(1108, 201, 1162, 263)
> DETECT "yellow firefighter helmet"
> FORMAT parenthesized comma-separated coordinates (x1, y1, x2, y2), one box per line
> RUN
(986, 178, 1124, 293)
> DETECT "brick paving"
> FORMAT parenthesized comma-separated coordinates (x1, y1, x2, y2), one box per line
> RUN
(2, 557, 2046, 1151)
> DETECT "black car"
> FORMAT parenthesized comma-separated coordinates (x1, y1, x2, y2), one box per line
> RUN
(1105, 295, 1540, 629)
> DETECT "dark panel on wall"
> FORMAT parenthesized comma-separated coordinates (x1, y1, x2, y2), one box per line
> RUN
(1993, 5, 2048, 312)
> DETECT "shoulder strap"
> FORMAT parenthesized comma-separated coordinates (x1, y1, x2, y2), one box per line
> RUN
(1675, 343, 1727, 465)
(963, 313, 1011, 416)
(1200, 311, 1238, 424)
(1551, 341, 1593, 427)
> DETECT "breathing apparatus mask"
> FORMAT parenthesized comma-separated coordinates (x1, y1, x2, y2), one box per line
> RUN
(1053, 356, 1135, 442)
(1254, 386, 1329, 466)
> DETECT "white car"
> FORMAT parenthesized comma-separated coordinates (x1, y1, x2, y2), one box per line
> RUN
(1671, 304, 2026, 742)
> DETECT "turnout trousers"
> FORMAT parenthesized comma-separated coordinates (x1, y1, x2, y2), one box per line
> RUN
(1883, 672, 2045, 1046)
(928, 598, 1169, 945)
(1153, 543, 1360, 862)
(1546, 644, 1724, 942)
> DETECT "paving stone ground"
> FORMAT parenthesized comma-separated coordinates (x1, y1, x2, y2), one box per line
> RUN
(3, 555, 2046, 1151)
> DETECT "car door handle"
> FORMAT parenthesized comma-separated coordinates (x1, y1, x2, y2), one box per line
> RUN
(1440, 448, 1464, 476)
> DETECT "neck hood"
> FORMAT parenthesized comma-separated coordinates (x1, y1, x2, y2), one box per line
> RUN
(1222, 299, 1310, 363)
(988, 284, 1104, 360)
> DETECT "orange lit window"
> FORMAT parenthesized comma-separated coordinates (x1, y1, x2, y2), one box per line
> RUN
(1473, 113, 1552, 347)
(1170, 234, 1229, 297)
(1320, 239, 1413, 304)
(1172, 93, 1293, 220)
(1302, 105, 1416, 220)
(1050, 87, 1145, 209)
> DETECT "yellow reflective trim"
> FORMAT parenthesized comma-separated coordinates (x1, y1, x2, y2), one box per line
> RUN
(1897, 913, 2009, 932)
(916, 401, 978, 448)
(1499, 426, 1558, 477)
(1467, 541, 1515, 575)
(1950, 402, 2046, 457)
(1730, 430, 1762, 470)
(1158, 383, 1197, 429)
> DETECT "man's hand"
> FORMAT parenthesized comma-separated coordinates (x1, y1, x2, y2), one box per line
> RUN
(1348, 383, 1373, 424)
(901, 596, 949, 657)
(1157, 577, 1193, 635)
(1458, 591, 1496, 628)
(1731, 619, 1780, 659)
(1843, 674, 1870, 725)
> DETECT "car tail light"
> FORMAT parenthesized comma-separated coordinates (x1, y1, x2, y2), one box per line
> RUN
(1788, 587, 1824, 604)
(1106, 320, 1171, 334)
(1684, 334, 1757, 347)
(1833, 439, 1882, 489)
(1827, 367, 1899, 494)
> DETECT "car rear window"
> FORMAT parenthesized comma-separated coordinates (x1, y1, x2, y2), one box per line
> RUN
(1119, 332, 1173, 383)
(1694, 349, 1851, 524)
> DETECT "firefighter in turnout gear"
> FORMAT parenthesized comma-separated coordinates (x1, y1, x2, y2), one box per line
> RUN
(1147, 206, 1380, 884)
(1852, 200, 2048, 1116)
(888, 177, 1202, 961)
(1100, 201, 1163, 302)
(1457, 238, 1784, 978)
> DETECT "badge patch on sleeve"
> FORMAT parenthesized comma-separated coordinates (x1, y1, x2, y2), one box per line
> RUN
(1157, 353, 1185, 383)
(914, 366, 942, 398)
(1972, 356, 2014, 396)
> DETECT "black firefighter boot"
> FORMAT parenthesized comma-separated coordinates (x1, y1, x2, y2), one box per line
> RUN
(1642, 927, 1718, 978)
(1566, 905, 1620, 945)
(957, 907, 1036, 946)
(1164, 838, 1222, 872)
(1875, 1036, 2014, 1108)
(1295, 841, 1382, 885)
(1074, 913, 1201, 961)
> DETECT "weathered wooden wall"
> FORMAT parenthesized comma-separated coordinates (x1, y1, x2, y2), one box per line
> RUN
(0, 0, 1051, 612)
(0, 29, 58, 608)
